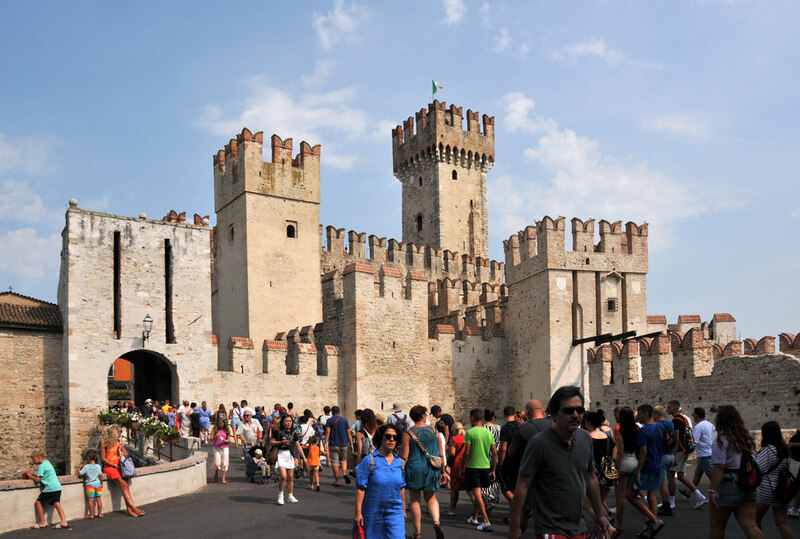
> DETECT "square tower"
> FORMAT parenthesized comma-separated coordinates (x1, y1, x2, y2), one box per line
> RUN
(213, 129, 322, 368)
(392, 101, 495, 258)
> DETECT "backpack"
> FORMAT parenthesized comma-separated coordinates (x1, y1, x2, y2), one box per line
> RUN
(360, 429, 375, 455)
(789, 430, 800, 462)
(313, 419, 325, 439)
(737, 450, 762, 491)
(675, 414, 695, 454)
(390, 413, 409, 439)
(774, 467, 800, 504)
(663, 424, 676, 452)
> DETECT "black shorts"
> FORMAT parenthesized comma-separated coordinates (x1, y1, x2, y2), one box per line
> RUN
(499, 465, 517, 491)
(465, 467, 491, 490)
(37, 490, 61, 506)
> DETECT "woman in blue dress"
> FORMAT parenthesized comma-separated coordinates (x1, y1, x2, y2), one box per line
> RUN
(355, 424, 406, 539)
(400, 405, 448, 539)
(198, 401, 213, 444)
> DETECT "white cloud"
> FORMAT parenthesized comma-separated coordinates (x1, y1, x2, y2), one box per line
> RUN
(0, 228, 61, 280)
(312, 0, 368, 51)
(492, 28, 512, 53)
(480, 2, 491, 25)
(518, 42, 531, 59)
(441, 0, 466, 25)
(196, 76, 381, 170)
(641, 113, 710, 141)
(547, 38, 663, 70)
(0, 134, 51, 175)
(790, 209, 800, 219)
(301, 59, 338, 90)
(0, 180, 48, 223)
(494, 92, 722, 251)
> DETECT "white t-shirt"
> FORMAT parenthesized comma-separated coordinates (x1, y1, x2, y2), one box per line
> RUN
(299, 423, 315, 445)
(693, 420, 716, 458)
(237, 421, 263, 445)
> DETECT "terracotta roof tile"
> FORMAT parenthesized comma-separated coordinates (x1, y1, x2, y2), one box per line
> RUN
(713, 313, 736, 322)
(647, 315, 667, 325)
(677, 314, 701, 324)
(0, 303, 62, 330)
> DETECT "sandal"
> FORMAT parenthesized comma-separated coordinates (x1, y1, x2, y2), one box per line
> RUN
(434, 521, 444, 539)
(84, 515, 93, 519)
(52, 524, 69, 529)
(30, 524, 45, 529)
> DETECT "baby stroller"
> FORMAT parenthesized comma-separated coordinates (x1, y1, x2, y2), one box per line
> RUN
(242, 443, 268, 484)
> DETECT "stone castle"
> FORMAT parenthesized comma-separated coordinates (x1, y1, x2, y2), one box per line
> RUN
(1, 100, 799, 478)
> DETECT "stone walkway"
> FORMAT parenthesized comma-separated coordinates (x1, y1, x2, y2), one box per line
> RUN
(5, 445, 800, 538)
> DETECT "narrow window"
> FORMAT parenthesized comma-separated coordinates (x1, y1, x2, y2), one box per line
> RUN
(113, 231, 121, 339)
(229, 224, 234, 242)
(418, 177, 422, 186)
(470, 200, 474, 209)
(415, 215, 423, 232)
(607, 298, 618, 312)
(452, 169, 458, 180)
(286, 220, 297, 238)
(165, 238, 176, 343)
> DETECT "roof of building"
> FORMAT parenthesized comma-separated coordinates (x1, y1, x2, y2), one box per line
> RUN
(0, 292, 62, 330)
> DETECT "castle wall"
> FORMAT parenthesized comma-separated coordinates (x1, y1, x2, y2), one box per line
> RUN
(340, 265, 430, 415)
(210, 339, 341, 416)
(59, 207, 215, 468)
(0, 329, 65, 479)
(588, 331, 800, 429)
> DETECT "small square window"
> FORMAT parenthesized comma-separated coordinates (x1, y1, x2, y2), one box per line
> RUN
(607, 298, 618, 312)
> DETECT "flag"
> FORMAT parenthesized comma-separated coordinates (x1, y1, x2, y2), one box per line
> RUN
(432, 80, 443, 95)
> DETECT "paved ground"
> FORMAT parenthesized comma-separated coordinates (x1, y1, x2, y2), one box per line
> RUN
(6, 446, 800, 538)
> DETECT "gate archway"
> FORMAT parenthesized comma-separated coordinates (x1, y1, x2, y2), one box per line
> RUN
(115, 350, 178, 407)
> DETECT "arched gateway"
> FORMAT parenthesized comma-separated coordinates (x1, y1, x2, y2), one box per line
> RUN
(115, 350, 178, 406)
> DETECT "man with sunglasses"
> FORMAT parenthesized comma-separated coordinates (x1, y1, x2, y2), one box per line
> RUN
(508, 386, 613, 539)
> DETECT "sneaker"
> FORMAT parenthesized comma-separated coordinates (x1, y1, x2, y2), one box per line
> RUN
(476, 522, 493, 532)
(788, 507, 800, 518)
(277, 493, 284, 505)
(652, 520, 665, 536)
(466, 517, 480, 525)
(678, 488, 691, 500)
(445, 509, 456, 516)
(609, 506, 617, 515)
(694, 498, 709, 510)
(344, 475, 352, 485)
(287, 494, 298, 503)
(660, 504, 674, 516)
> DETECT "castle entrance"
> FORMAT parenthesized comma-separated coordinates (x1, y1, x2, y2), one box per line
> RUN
(114, 350, 178, 407)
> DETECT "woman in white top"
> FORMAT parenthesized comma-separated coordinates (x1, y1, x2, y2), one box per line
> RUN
(708, 405, 764, 539)
(754, 421, 791, 539)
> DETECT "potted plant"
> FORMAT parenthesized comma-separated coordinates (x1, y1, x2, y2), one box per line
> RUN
(165, 426, 181, 443)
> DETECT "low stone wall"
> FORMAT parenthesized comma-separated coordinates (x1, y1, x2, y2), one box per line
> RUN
(0, 450, 206, 534)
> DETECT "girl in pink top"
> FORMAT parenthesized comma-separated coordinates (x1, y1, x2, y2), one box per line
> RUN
(212, 417, 233, 483)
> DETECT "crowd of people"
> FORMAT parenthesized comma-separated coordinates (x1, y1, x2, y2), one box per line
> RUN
(22, 391, 800, 537)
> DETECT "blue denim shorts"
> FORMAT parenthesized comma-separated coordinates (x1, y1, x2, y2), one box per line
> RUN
(633, 472, 661, 492)
(696, 456, 712, 476)
(661, 454, 675, 480)
(717, 476, 756, 507)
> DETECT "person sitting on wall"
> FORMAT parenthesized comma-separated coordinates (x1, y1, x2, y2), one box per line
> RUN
(100, 424, 144, 518)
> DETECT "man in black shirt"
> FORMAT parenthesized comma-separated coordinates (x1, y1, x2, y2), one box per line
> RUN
(431, 405, 454, 440)
(498, 405, 520, 503)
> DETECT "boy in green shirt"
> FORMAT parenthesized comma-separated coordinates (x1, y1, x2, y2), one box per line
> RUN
(462, 408, 498, 532)
(25, 450, 69, 529)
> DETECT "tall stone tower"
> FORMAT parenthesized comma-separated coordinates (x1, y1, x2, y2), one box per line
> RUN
(392, 101, 494, 258)
(212, 129, 322, 368)
(504, 217, 649, 402)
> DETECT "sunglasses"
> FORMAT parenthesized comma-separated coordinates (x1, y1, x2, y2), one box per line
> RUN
(383, 434, 398, 440)
(560, 406, 586, 416)
(243, 414, 251, 417)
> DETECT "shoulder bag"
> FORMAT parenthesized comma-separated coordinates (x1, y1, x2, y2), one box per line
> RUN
(599, 437, 619, 485)
(408, 428, 443, 469)
(120, 455, 137, 479)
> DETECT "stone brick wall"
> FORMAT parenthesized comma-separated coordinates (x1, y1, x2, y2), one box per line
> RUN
(588, 331, 800, 429)
(0, 329, 64, 479)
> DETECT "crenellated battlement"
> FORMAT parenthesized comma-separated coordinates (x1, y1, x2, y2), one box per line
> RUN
(392, 100, 495, 178)
(646, 313, 737, 344)
(503, 216, 649, 280)
(320, 224, 504, 286)
(213, 128, 321, 213)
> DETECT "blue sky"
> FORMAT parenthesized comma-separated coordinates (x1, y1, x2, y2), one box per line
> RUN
(1, 1, 798, 339)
